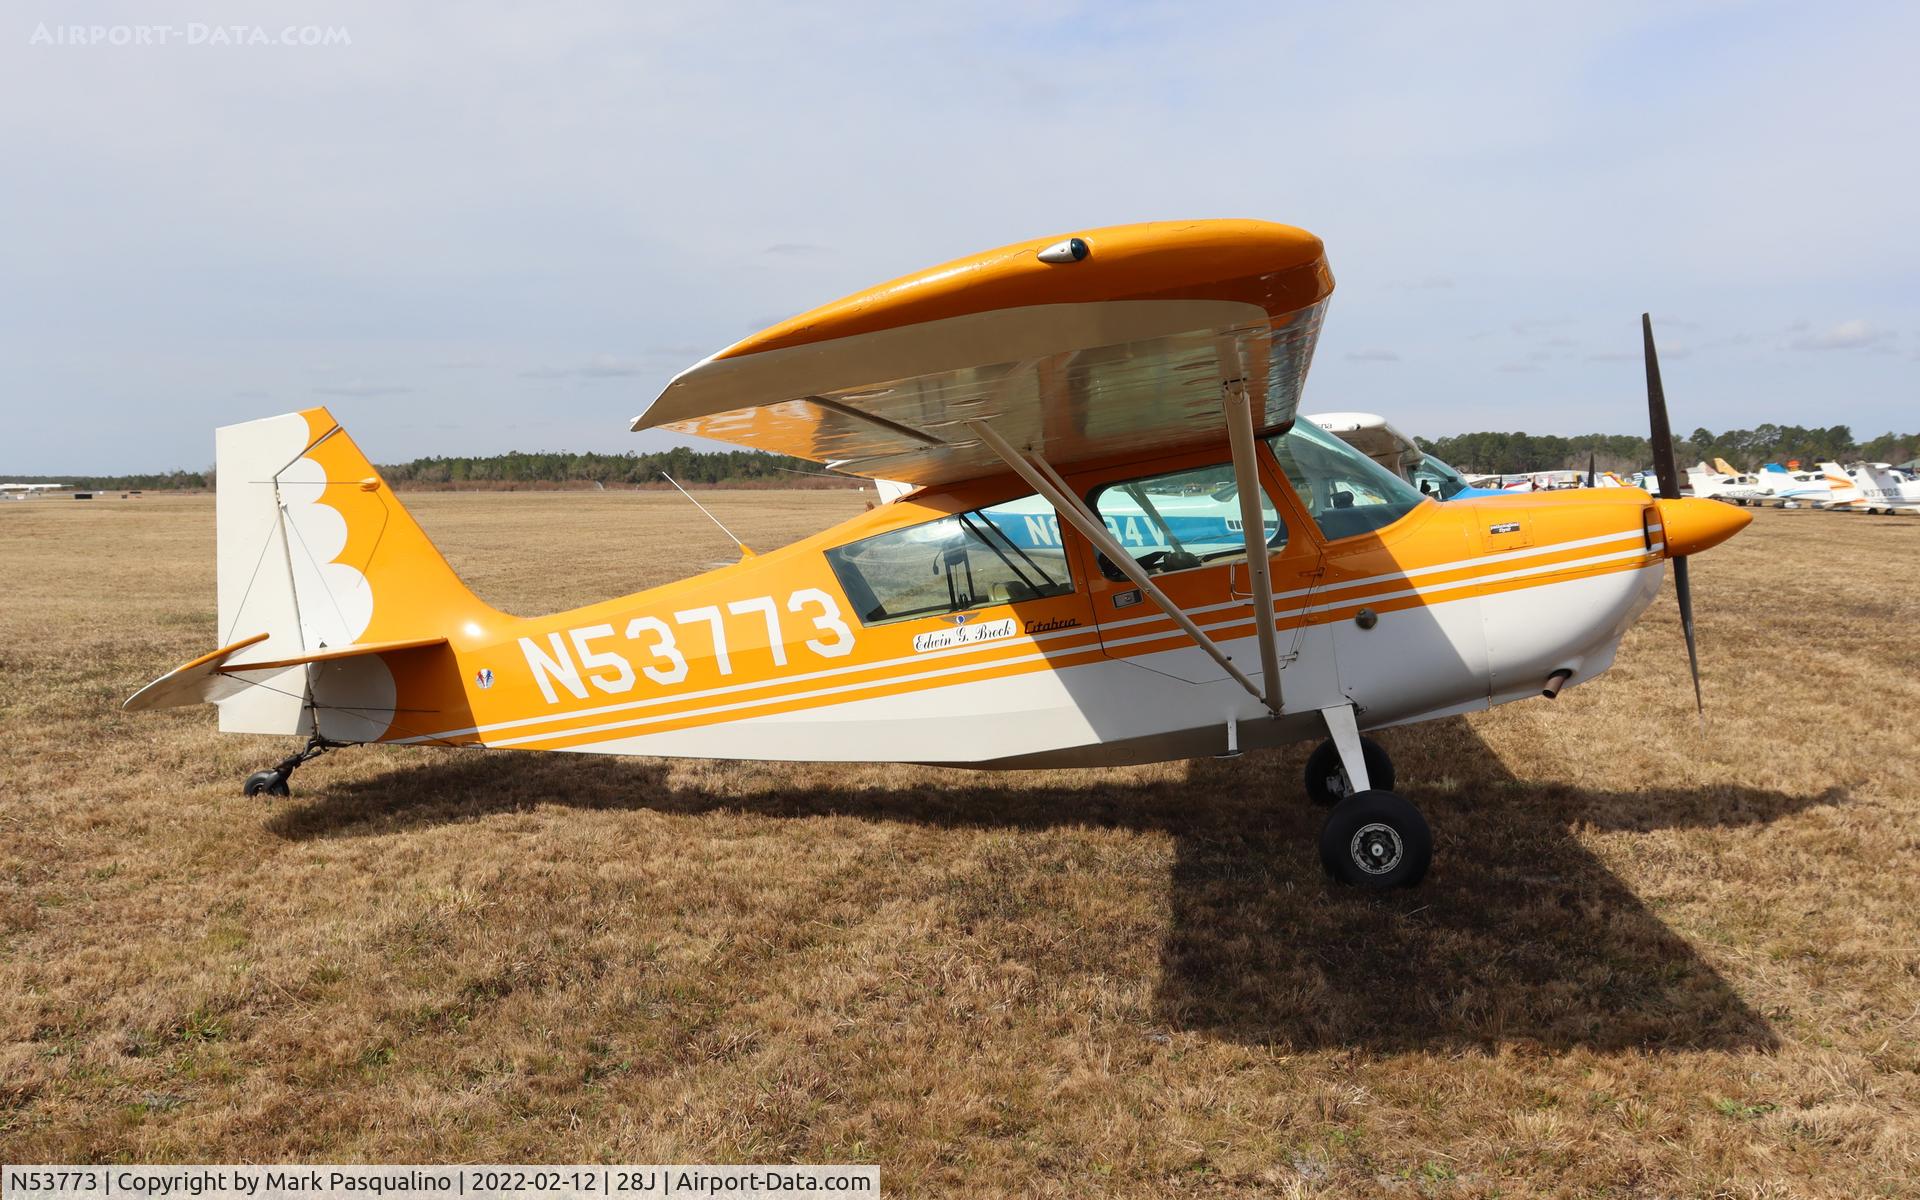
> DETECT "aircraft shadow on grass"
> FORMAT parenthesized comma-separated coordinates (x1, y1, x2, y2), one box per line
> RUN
(271, 718, 1839, 1055)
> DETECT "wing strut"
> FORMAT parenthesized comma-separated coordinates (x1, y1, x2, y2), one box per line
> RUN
(1222, 382, 1285, 713)
(963, 418, 1274, 713)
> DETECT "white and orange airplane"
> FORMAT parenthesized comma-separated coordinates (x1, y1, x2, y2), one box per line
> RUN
(126, 220, 1750, 888)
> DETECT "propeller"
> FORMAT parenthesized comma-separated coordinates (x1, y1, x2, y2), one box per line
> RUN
(1642, 313, 1704, 722)
(1587, 451, 1596, 489)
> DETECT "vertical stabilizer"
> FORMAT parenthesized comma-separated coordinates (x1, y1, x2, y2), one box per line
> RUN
(214, 408, 493, 737)
(1818, 462, 1862, 508)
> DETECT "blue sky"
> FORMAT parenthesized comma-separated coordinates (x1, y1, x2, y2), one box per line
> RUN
(3, 1, 1915, 472)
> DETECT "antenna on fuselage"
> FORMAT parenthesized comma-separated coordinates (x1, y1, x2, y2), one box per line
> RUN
(659, 471, 754, 559)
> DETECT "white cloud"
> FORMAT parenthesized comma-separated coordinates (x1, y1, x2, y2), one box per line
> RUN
(1787, 320, 1895, 351)
(1345, 349, 1400, 363)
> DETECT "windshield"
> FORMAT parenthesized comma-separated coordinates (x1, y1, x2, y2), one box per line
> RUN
(1265, 421, 1426, 539)
(1410, 452, 1471, 500)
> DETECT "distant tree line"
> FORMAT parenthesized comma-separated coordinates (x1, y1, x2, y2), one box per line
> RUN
(13, 424, 1917, 490)
(0, 468, 213, 490)
(3, 448, 857, 491)
(379, 447, 854, 488)
(1415, 425, 1919, 475)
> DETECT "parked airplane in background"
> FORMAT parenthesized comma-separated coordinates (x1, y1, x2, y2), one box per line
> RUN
(1686, 461, 1765, 505)
(1, 483, 68, 497)
(1755, 463, 1846, 507)
(123, 220, 1749, 890)
(1818, 462, 1920, 515)
(1307, 412, 1504, 500)
(1847, 463, 1920, 514)
(1480, 470, 1624, 493)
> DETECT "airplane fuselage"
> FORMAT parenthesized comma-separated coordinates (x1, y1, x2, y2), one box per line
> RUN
(327, 444, 1685, 769)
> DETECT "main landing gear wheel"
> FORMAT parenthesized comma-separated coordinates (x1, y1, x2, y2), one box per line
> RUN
(1319, 790, 1432, 889)
(1303, 736, 1395, 806)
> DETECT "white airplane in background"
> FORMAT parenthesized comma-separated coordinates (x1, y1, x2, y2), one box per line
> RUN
(1686, 460, 1765, 505)
(1754, 463, 1846, 507)
(1818, 462, 1920, 514)
(1, 483, 68, 496)
(1849, 463, 1920, 513)
(1305, 412, 1505, 499)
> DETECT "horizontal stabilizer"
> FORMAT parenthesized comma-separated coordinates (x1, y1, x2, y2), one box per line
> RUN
(124, 634, 448, 711)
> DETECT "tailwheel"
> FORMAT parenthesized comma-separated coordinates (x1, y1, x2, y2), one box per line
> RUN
(1319, 790, 1432, 889)
(243, 769, 290, 798)
(1303, 736, 1395, 806)
(240, 735, 343, 799)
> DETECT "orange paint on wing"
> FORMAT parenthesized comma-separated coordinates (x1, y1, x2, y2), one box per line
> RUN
(720, 220, 1330, 359)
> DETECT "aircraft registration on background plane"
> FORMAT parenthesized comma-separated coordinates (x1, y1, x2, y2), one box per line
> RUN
(1813, 461, 1920, 515)
(1686, 459, 1766, 505)
(126, 220, 1750, 889)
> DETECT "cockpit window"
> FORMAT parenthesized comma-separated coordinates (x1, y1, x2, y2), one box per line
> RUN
(1265, 421, 1425, 540)
(1411, 452, 1470, 500)
(824, 495, 1074, 626)
(1088, 462, 1284, 577)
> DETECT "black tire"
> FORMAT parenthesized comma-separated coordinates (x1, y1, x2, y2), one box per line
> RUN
(1318, 790, 1432, 889)
(244, 769, 290, 798)
(1303, 736, 1395, 806)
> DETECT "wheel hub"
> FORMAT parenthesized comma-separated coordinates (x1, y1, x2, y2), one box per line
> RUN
(1349, 822, 1403, 875)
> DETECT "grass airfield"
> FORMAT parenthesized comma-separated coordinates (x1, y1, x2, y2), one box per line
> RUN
(2, 490, 1916, 1197)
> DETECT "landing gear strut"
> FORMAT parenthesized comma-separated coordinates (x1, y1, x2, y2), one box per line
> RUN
(242, 735, 342, 798)
(1303, 735, 1395, 806)
(1312, 705, 1431, 889)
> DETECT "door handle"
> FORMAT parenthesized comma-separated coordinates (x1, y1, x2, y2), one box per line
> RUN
(1229, 556, 1314, 600)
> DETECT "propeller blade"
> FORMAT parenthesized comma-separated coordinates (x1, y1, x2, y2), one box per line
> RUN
(1673, 555, 1705, 722)
(1643, 314, 1680, 500)
(1647, 313, 1705, 725)
(1587, 451, 1597, 488)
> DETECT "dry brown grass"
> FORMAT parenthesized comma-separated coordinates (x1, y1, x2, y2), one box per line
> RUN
(2, 491, 1917, 1197)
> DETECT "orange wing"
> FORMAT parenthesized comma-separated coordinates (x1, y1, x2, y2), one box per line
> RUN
(632, 220, 1334, 486)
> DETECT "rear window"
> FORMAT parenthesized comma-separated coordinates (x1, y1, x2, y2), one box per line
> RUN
(824, 495, 1074, 626)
